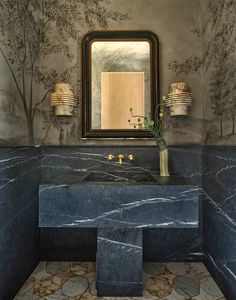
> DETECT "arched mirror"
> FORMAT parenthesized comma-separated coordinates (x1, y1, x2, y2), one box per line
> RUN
(82, 31, 160, 138)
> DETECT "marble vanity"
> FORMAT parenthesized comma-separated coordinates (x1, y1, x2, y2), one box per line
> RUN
(39, 170, 199, 296)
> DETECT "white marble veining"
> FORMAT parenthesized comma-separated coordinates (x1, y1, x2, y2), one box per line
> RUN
(98, 237, 142, 249)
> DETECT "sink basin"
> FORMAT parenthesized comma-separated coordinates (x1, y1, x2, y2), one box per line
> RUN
(83, 171, 157, 183)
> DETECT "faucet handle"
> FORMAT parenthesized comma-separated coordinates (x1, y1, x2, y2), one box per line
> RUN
(106, 154, 115, 161)
(127, 154, 135, 161)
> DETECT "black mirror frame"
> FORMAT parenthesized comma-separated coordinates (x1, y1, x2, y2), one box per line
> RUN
(82, 30, 160, 138)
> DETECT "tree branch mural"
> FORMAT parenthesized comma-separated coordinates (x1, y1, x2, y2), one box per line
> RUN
(0, 0, 128, 144)
(168, 0, 236, 143)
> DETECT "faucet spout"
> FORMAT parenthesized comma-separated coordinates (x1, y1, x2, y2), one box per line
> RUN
(117, 154, 125, 164)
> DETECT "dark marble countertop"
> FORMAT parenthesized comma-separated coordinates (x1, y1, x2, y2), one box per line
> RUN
(39, 170, 199, 229)
(40, 171, 194, 186)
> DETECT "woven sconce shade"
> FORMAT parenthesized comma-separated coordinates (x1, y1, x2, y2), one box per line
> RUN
(165, 83, 192, 116)
(50, 83, 76, 116)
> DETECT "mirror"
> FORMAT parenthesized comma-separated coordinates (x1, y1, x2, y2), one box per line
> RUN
(82, 31, 159, 138)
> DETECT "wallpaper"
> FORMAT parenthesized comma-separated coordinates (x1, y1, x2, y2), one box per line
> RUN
(0, 0, 234, 146)
(202, 0, 236, 145)
(169, 0, 236, 145)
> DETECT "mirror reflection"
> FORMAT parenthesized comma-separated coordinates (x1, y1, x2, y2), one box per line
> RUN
(91, 41, 151, 129)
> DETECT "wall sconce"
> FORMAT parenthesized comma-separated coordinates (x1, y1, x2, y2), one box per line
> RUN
(165, 83, 192, 116)
(50, 83, 76, 116)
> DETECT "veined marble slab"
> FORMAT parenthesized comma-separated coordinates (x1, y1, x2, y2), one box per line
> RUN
(39, 174, 199, 229)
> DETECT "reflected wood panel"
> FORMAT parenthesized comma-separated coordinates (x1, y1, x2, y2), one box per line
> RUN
(101, 72, 144, 129)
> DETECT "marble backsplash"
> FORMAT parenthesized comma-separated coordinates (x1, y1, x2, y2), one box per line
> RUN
(40, 145, 202, 183)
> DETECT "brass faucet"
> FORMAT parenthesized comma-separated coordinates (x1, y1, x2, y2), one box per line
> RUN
(117, 154, 125, 164)
(106, 154, 135, 164)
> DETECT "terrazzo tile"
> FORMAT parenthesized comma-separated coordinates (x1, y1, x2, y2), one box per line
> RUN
(143, 262, 166, 276)
(145, 274, 175, 298)
(62, 276, 88, 297)
(193, 288, 224, 300)
(190, 262, 208, 274)
(34, 275, 61, 298)
(137, 288, 160, 300)
(200, 276, 224, 297)
(32, 262, 49, 280)
(15, 262, 226, 300)
(70, 262, 95, 276)
(46, 262, 70, 275)
(190, 262, 209, 280)
(77, 289, 99, 300)
(84, 271, 96, 284)
(103, 297, 133, 300)
(173, 276, 200, 297)
(167, 262, 190, 275)
(161, 287, 186, 300)
(44, 289, 70, 300)
(89, 280, 97, 296)
(14, 277, 34, 300)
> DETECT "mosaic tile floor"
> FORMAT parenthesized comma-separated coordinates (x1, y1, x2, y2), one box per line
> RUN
(15, 262, 225, 300)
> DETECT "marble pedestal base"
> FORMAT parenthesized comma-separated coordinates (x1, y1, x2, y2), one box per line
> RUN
(96, 228, 143, 296)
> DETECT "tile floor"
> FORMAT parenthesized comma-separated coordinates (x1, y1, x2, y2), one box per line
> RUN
(15, 262, 225, 300)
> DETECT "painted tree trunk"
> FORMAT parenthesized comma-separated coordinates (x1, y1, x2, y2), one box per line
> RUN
(232, 114, 235, 135)
(26, 114, 34, 144)
(220, 118, 223, 138)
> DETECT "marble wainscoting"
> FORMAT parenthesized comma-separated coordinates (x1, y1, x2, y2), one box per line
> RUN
(203, 147, 236, 299)
(0, 147, 41, 300)
(40, 146, 203, 262)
